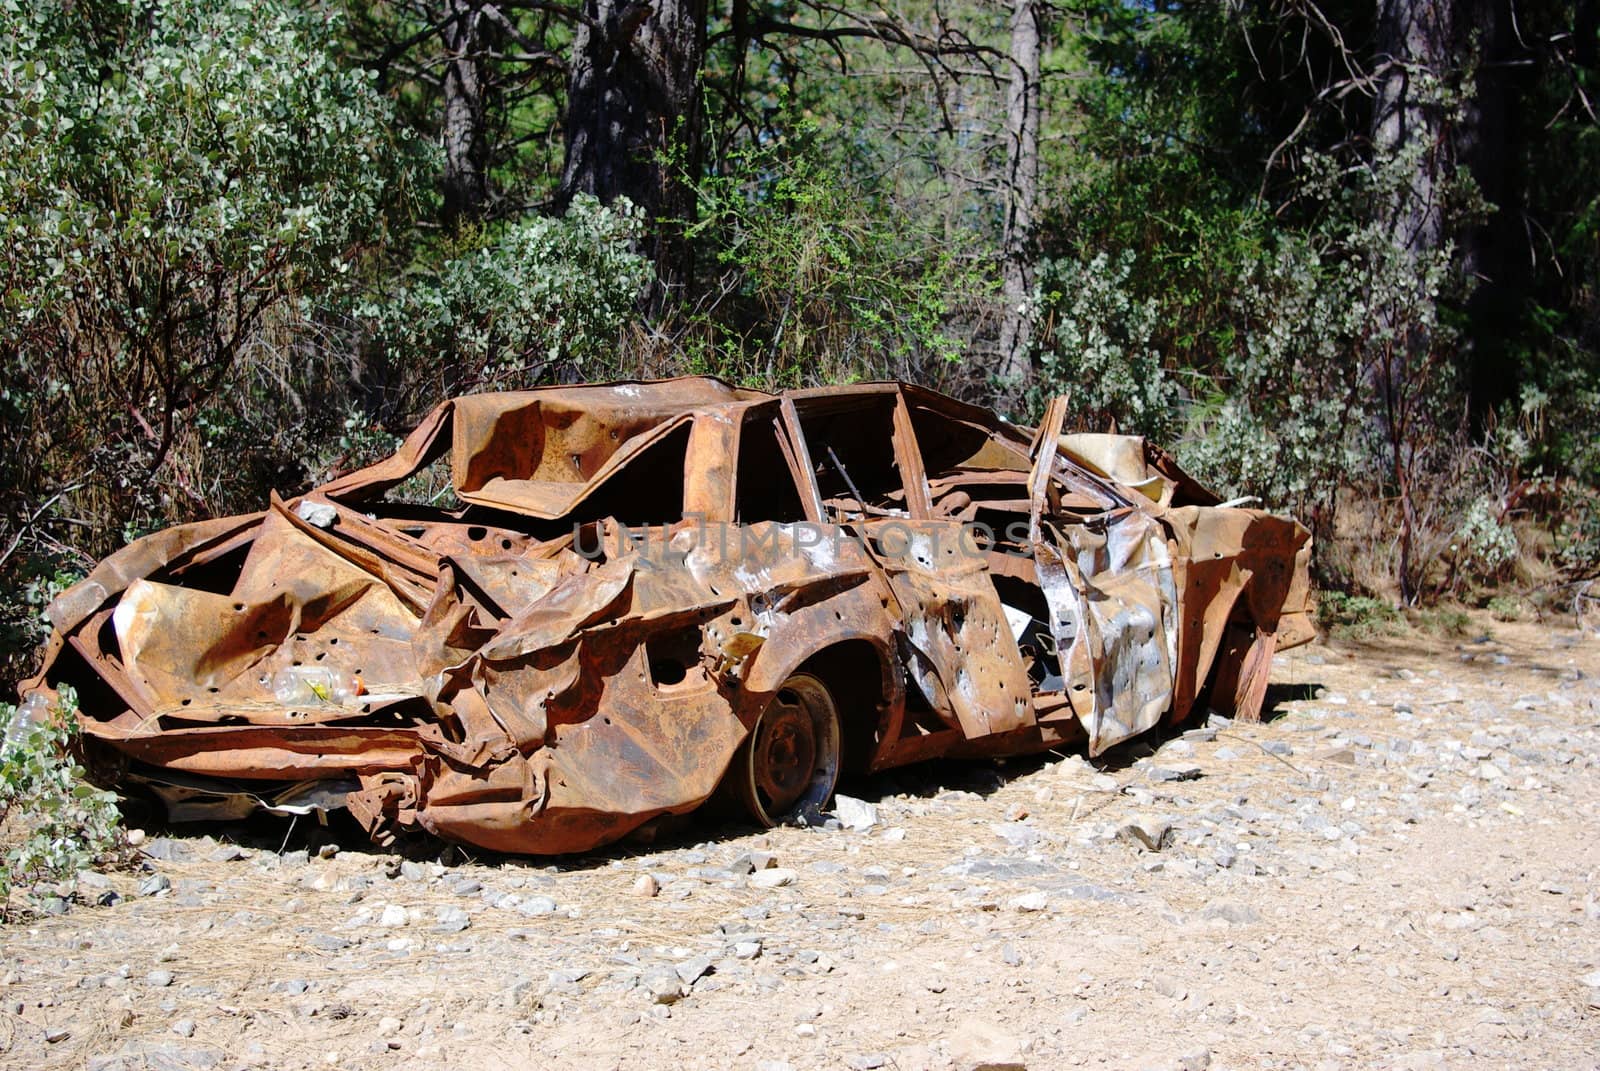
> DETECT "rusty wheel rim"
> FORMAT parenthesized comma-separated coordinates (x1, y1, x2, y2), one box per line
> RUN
(739, 672, 841, 827)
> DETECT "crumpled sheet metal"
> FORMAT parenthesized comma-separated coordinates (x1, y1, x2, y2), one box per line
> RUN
(25, 376, 1315, 855)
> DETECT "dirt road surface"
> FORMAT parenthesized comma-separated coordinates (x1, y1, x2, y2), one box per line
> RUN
(3, 615, 1598, 1071)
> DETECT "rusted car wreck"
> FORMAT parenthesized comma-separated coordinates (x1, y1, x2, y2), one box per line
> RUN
(22, 379, 1313, 854)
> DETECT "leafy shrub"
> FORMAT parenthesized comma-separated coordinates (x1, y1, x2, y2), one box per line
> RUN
(1452, 496, 1520, 579)
(354, 197, 651, 392)
(1486, 594, 1525, 622)
(0, 687, 126, 911)
(1315, 591, 1402, 642)
(0, 0, 423, 680)
(678, 112, 986, 391)
(1031, 251, 1180, 440)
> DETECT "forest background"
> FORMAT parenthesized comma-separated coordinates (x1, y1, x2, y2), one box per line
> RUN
(2, 0, 1598, 686)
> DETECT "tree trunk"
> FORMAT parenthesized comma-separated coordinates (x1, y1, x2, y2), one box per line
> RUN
(996, 0, 1042, 388)
(1371, 0, 1457, 603)
(441, 0, 489, 229)
(559, 0, 707, 291)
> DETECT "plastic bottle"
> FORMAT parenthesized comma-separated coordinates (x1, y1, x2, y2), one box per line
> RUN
(270, 666, 358, 705)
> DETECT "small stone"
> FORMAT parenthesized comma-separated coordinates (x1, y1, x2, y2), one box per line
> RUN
(1259, 741, 1294, 757)
(733, 940, 763, 960)
(1117, 815, 1173, 852)
(379, 904, 408, 927)
(45, 1027, 70, 1044)
(833, 794, 879, 832)
(173, 1018, 198, 1038)
(675, 955, 714, 986)
(207, 845, 248, 863)
(641, 968, 686, 1005)
(138, 874, 172, 898)
(750, 868, 797, 889)
(146, 970, 175, 988)
(376, 1016, 403, 1037)
(1174, 1047, 1212, 1071)
(317, 844, 339, 860)
(126, 828, 147, 847)
(1199, 900, 1260, 926)
(632, 874, 660, 898)
(517, 896, 558, 916)
(847, 1055, 889, 1070)
(948, 1018, 1027, 1071)
(1008, 892, 1048, 913)
(1146, 763, 1202, 783)
(295, 499, 338, 528)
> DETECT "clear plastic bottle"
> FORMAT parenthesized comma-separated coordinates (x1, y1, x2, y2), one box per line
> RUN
(270, 666, 358, 705)
(4, 689, 55, 749)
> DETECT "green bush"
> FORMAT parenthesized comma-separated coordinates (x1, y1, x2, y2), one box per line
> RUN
(354, 197, 651, 391)
(0, 687, 126, 913)
(1315, 591, 1403, 642)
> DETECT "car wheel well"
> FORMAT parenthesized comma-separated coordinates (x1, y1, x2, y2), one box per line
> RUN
(793, 639, 888, 776)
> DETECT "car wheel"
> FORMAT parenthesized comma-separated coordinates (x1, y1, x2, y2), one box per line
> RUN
(736, 672, 842, 827)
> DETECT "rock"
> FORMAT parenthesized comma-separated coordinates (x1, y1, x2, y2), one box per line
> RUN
(847, 1055, 889, 1070)
(1198, 900, 1260, 926)
(1259, 741, 1294, 757)
(295, 500, 338, 528)
(379, 904, 408, 927)
(1117, 815, 1173, 852)
(137, 874, 172, 898)
(632, 874, 660, 898)
(1146, 763, 1202, 782)
(206, 845, 248, 863)
(376, 1017, 403, 1037)
(948, 1018, 1028, 1071)
(675, 955, 714, 986)
(146, 970, 174, 988)
(1008, 892, 1048, 913)
(733, 940, 763, 960)
(991, 822, 1040, 850)
(517, 896, 558, 916)
(1172, 1047, 1212, 1071)
(172, 1019, 198, 1038)
(640, 968, 687, 1005)
(750, 868, 797, 889)
(433, 906, 470, 933)
(45, 1027, 71, 1043)
(833, 794, 879, 831)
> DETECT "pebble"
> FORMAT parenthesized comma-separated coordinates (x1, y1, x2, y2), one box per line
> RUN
(750, 868, 797, 889)
(833, 794, 880, 831)
(138, 874, 172, 897)
(948, 1017, 1027, 1071)
(1117, 815, 1173, 852)
(172, 1018, 197, 1038)
(632, 874, 660, 898)
(146, 970, 174, 988)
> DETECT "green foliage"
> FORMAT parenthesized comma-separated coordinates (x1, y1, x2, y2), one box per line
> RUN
(355, 197, 651, 391)
(0, 687, 125, 910)
(1485, 594, 1526, 622)
(1315, 591, 1402, 642)
(1452, 497, 1520, 579)
(680, 112, 988, 391)
(0, 0, 423, 575)
(1030, 251, 1179, 439)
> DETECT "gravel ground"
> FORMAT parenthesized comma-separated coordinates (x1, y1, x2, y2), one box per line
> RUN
(2, 613, 1598, 1071)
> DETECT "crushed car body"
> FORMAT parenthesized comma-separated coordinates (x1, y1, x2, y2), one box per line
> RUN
(20, 378, 1314, 854)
